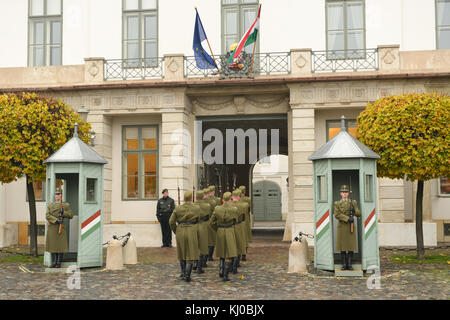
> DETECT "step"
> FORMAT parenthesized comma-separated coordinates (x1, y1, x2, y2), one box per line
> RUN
(334, 268, 364, 277)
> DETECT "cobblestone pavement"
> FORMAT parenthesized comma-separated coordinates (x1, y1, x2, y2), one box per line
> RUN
(0, 231, 448, 300)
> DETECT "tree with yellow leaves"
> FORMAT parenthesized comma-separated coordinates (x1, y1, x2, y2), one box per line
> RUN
(0, 93, 90, 257)
(357, 93, 450, 259)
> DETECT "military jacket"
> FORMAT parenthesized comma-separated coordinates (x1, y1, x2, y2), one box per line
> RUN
(169, 202, 200, 261)
(45, 202, 74, 253)
(334, 199, 361, 252)
(195, 199, 211, 255)
(240, 197, 252, 243)
(231, 200, 248, 255)
(209, 203, 238, 259)
(206, 196, 217, 246)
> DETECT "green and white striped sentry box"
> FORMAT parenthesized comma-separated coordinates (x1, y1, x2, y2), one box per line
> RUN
(308, 116, 380, 272)
(43, 124, 107, 268)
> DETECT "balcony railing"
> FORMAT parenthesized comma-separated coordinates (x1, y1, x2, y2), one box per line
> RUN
(184, 52, 291, 79)
(311, 48, 378, 73)
(104, 57, 164, 80)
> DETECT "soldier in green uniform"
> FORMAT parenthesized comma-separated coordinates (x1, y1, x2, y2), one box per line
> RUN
(209, 192, 238, 282)
(231, 189, 248, 274)
(45, 187, 74, 268)
(334, 185, 361, 270)
(169, 191, 201, 282)
(194, 190, 211, 272)
(239, 185, 252, 261)
(206, 185, 218, 261)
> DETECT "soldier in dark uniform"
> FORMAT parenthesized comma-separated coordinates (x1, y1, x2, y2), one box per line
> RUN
(239, 185, 252, 261)
(45, 187, 74, 268)
(206, 185, 218, 261)
(156, 189, 175, 248)
(209, 192, 238, 282)
(193, 190, 210, 273)
(334, 185, 361, 270)
(231, 189, 248, 273)
(169, 191, 200, 282)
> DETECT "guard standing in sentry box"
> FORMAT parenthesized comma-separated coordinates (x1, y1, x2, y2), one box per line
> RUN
(45, 187, 74, 268)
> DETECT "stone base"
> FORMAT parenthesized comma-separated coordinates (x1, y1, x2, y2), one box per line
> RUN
(292, 222, 437, 247)
(335, 268, 364, 277)
(103, 224, 176, 248)
(44, 263, 77, 273)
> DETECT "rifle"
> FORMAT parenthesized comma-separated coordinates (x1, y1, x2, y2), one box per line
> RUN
(177, 178, 181, 206)
(349, 176, 354, 233)
(58, 193, 63, 234)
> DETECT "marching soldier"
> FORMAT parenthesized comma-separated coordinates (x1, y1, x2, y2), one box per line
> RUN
(239, 185, 252, 261)
(45, 187, 74, 268)
(193, 190, 211, 273)
(231, 189, 248, 274)
(206, 185, 218, 261)
(169, 191, 200, 282)
(334, 185, 361, 270)
(209, 192, 238, 282)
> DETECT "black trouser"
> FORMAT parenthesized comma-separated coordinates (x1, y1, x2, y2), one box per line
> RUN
(158, 214, 172, 246)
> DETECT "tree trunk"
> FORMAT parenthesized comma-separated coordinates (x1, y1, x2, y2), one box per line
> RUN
(26, 175, 38, 257)
(415, 180, 425, 260)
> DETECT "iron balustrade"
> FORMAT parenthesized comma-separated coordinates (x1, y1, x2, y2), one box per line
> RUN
(104, 57, 164, 80)
(312, 48, 378, 73)
(184, 52, 291, 79)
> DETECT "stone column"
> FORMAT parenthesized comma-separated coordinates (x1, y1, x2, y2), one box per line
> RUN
(290, 48, 312, 76)
(164, 54, 184, 81)
(378, 45, 400, 73)
(84, 57, 105, 83)
(87, 113, 113, 224)
(283, 106, 315, 241)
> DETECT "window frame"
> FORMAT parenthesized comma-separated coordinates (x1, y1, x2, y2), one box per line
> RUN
(438, 176, 450, 197)
(85, 177, 98, 204)
(317, 174, 328, 203)
(221, 0, 260, 55)
(364, 173, 373, 202)
(26, 180, 46, 202)
(122, 0, 159, 65)
(326, 118, 358, 141)
(325, 0, 366, 60)
(27, 0, 63, 67)
(121, 125, 159, 201)
(436, 0, 450, 49)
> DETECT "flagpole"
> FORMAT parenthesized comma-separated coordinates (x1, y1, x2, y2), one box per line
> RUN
(195, 7, 222, 78)
(249, 4, 261, 78)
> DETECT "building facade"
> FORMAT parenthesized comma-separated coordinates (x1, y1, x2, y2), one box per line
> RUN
(0, 0, 449, 248)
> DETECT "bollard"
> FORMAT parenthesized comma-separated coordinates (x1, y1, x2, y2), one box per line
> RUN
(123, 236, 137, 265)
(288, 237, 309, 273)
(106, 239, 124, 270)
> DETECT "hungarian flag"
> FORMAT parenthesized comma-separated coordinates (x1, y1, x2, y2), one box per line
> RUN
(227, 5, 261, 63)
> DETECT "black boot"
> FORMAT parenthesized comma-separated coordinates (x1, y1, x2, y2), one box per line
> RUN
(55, 253, 63, 268)
(208, 246, 215, 261)
(341, 251, 348, 270)
(202, 255, 208, 268)
(185, 262, 193, 282)
(237, 255, 241, 267)
(49, 253, 57, 268)
(219, 258, 225, 277)
(178, 260, 186, 279)
(241, 254, 247, 261)
(232, 257, 239, 274)
(347, 252, 353, 270)
(223, 261, 231, 282)
(197, 257, 204, 274)
(193, 260, 198, 271)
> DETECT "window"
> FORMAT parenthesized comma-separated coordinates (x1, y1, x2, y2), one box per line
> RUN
(317, 175, 327, 202)
(222, 0, 259, 54)
(326, 119, 357, 141)
(439, 177, 450, 195)
(326, 0, 365, 59)
(123, 0, 158, 66)
(26, 180, 45, 201)
(86, 178, 97, 202)
(365, 174, 373, 202)
(122, 126, 158, 200)
(436, 0, 450, 49)
(28, 0, 62, 66)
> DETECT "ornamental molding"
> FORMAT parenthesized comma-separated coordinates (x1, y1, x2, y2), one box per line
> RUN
(191, 95, 289, 112)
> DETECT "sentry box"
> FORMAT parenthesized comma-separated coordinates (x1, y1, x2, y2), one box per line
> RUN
(43, 124, 107, 268)
(308, 116, 380, 272)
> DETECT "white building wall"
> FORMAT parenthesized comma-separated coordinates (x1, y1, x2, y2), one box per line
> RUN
(0, 0, 442, 67)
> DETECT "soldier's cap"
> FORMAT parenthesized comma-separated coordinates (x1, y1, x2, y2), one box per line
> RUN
(162, 188, 168, 194)
(239, 185, 246, 191)
(340, 185, 350, 192)
(55, 187, 62, 194)
(196, 190, 204, 199)
(184, 190, 193, 201)
(208, 185, 215, 192)
(223, 192, 232, 201)
(232, 189, 241, 197)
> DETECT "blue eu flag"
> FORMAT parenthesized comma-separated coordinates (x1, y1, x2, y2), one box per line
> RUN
(193, 11, 217, 69)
